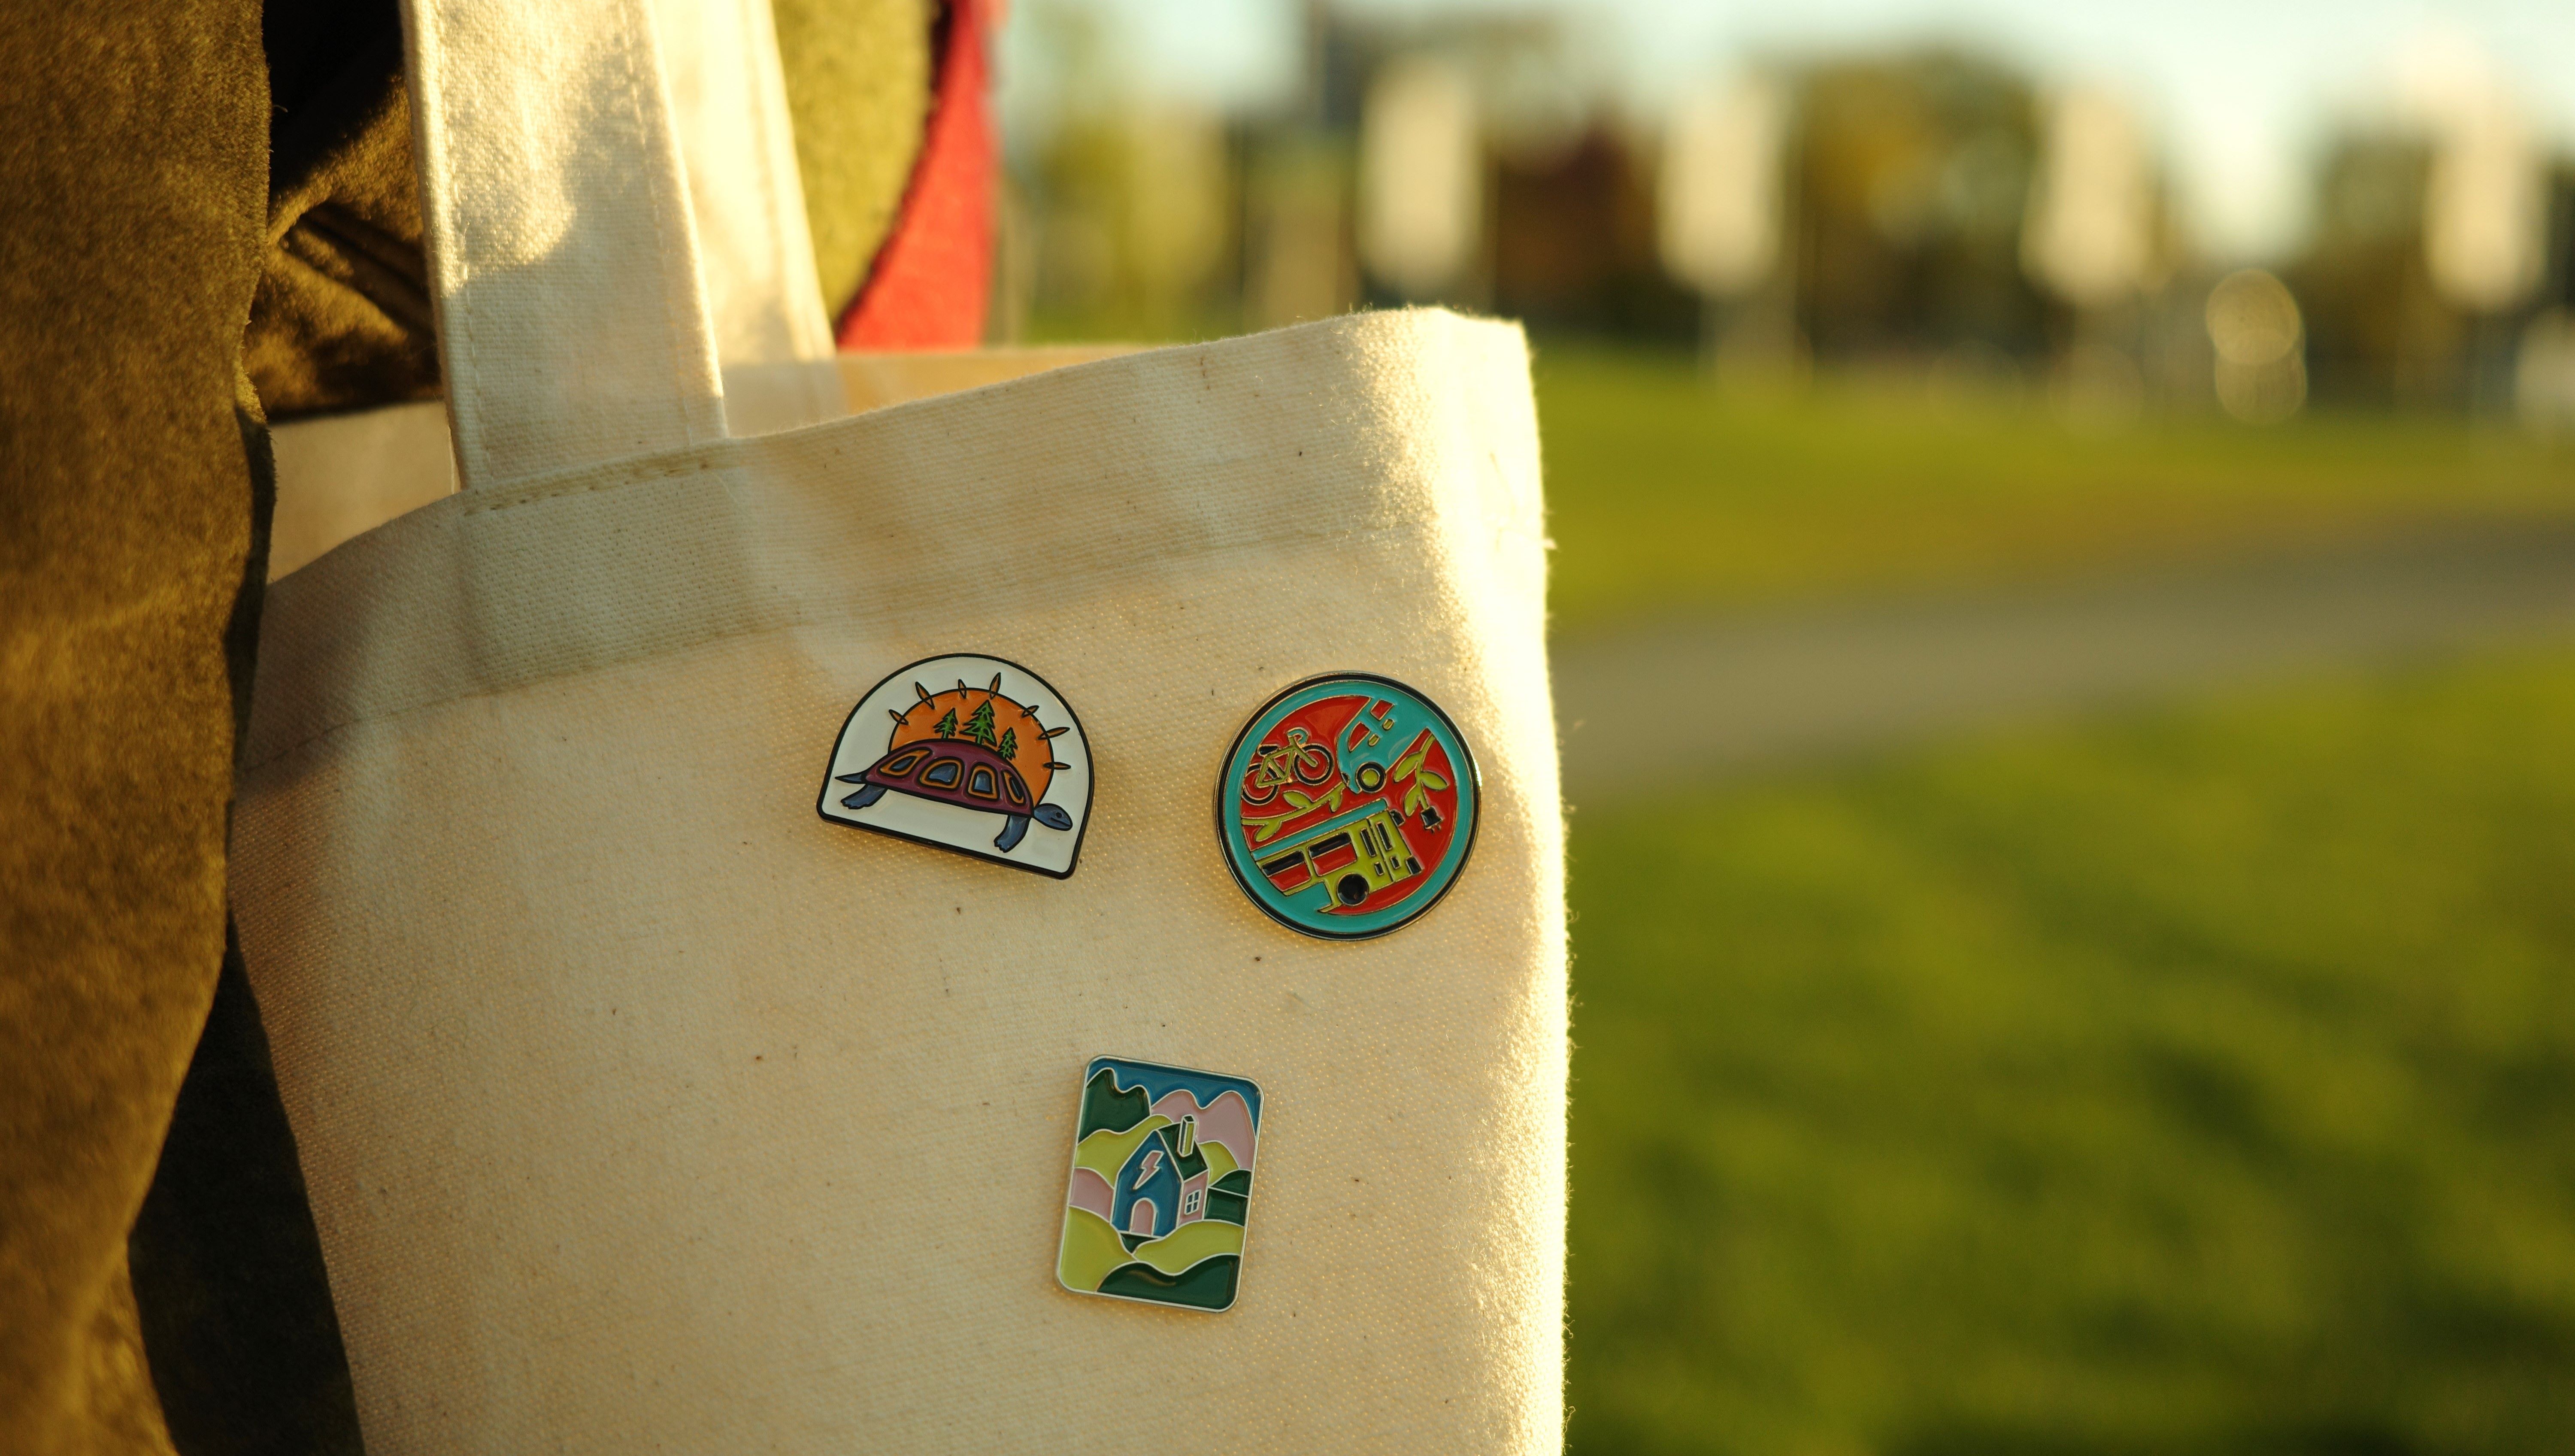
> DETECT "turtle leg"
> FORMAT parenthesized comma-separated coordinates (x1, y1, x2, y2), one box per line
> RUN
(841, 783, 887, 810)
(993, 814, 1031, 852)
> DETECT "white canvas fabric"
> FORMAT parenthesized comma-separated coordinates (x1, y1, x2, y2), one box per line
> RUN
(267, 401, 458, 580)
(231, 0, 1566, 1451)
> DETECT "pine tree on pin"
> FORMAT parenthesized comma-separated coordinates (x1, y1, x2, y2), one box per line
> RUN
(933, 708, 958, 739)
(997, 727, 1018, 761)
(962, 700, 999, 748)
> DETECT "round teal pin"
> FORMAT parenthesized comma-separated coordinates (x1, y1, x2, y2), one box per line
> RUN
(1216, 673, 1479, 940)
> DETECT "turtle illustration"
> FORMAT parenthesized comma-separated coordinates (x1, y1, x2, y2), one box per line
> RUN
(835, 675, 1075, 851)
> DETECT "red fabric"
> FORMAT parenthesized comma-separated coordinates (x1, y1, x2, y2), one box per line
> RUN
(835, 0, 994, 350)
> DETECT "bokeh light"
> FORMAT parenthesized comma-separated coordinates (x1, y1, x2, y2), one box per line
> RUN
(2205, 268, 2308, 422)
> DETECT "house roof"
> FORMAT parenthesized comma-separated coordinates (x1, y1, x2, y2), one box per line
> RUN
(1132, 1120, 1207, 1184)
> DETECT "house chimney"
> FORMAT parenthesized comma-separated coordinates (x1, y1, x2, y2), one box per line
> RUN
(1177, 1114, 1197, 1158)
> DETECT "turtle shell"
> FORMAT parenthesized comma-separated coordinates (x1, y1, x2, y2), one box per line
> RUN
(860, 739, 1035, 814)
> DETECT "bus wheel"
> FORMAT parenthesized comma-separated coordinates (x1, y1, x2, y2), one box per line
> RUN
(1336, 875, 1369, 907)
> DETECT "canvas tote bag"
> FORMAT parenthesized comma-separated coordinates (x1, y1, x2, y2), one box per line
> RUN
(229, 0, 1566, 1450)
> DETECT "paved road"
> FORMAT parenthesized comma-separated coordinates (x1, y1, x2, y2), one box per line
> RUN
(1551, 520, 2575, 801)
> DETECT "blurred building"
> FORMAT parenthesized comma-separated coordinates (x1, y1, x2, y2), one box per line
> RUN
(1337, 7, 1691, 336)
(1484, 127, 1689, 339)
(1001, 3, 2571, 422)
(1009, 3, 1677, 341)
(1011, 14, 2074, 366)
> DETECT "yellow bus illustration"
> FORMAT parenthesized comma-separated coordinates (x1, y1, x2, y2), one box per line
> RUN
(1254, 805, 1423, 908)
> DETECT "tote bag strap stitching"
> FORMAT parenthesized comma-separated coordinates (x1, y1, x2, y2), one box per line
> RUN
(454, 453, 725, 518)
(243, 512, 1486, 776)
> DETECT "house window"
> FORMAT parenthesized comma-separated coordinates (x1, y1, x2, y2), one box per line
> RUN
(1182, 1190, 1203, 1215)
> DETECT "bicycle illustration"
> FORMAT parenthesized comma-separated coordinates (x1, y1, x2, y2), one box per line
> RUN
(1238, 726, 1336, 805)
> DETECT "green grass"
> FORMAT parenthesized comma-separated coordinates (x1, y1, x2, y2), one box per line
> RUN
(1566, 648, 2575, 1455)
(1537, 348, 2575, 632)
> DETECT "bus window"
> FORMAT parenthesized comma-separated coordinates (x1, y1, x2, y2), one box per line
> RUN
(1259, 852, 1312, 890)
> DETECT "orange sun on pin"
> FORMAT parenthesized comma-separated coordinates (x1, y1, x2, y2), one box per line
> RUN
(886, 675, 1073, 800)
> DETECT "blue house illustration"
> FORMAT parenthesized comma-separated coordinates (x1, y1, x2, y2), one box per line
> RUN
(1111, 1115, 1211, 1243)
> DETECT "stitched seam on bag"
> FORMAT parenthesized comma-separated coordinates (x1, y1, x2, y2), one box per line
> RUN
(242, 604, 788, 774)
(455, 454, 721, 515)
(241, 516, 1451, 772)
(457, 313, 1535, 518)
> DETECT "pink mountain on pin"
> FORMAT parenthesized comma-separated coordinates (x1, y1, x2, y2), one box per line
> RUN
(1068, 1166, 1115, 1221)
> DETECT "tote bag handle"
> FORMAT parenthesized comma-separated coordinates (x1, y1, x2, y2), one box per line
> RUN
(403, 0, 731, 489)
(654, 0, 839, 372)
(655, 0, 850, 434)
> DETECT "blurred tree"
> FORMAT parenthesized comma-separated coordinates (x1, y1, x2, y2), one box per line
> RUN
(1242, 134, 1355, 331)
(2290, 134, 2467, 408)
(1012, 0, 1239, 341)
(1023, 104, 1236, 339)
(1790, 51, 2046, 366)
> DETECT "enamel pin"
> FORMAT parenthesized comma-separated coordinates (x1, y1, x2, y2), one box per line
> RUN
(817, 655, 1092, 878)
(1217, 673, 1478, 939)
(1059, 1057, 1262, 1312)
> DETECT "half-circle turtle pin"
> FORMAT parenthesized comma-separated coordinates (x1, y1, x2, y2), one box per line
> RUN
(818, 654, 1092, 878)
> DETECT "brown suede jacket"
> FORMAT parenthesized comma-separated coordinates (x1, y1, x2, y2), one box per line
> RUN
(0, 2, 927, 1450)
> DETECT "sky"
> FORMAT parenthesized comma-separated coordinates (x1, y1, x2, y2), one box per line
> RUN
(995, 0, 2575, 262)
